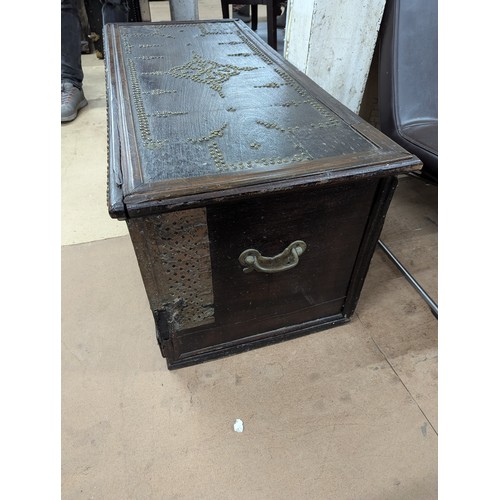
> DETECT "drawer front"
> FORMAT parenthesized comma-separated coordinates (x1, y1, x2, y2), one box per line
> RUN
(172, 179, 379, 357)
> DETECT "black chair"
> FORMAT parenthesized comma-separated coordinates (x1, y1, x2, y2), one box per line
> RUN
(220, 0, 282, 50)
(378, 0, 438, 183)
(377, 0, 438, 318)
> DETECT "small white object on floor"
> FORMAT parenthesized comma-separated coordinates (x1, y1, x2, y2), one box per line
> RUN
(233, 419, 244, 433)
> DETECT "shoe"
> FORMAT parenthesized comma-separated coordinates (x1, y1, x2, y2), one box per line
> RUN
(61, 81, 88, 122)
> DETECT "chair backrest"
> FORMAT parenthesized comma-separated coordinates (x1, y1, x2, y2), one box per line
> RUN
(378, 0, 438, 179)
(379, 0, 437, 125)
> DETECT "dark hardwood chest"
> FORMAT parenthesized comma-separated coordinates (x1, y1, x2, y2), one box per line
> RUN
(104, 20, 421, 369)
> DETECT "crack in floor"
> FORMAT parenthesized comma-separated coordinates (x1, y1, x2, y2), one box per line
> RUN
(355, 312, 438, 436)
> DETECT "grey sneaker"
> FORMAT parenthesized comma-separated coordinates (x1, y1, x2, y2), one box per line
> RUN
(61, 81, 88, 122)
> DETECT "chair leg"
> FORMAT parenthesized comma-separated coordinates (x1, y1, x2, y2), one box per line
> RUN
(251, 4, 258, 30)
(377, 239, 438, 319)
(266, 0, 278, 49)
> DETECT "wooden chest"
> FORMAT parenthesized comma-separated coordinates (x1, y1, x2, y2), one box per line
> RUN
(104, 20, 421, 369)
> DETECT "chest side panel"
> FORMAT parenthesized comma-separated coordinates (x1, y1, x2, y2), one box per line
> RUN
(171, 180, 379, 357)
(127, 208, 215, 331)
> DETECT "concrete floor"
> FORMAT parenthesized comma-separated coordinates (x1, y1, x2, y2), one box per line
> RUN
(62, 2, 438, 498)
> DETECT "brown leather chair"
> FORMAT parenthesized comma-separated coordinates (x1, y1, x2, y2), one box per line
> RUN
(220, 0, 282, 50)
(377, 0, 438, 317)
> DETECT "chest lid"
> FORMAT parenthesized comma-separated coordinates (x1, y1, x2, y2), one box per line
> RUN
(104, 20, 420, 218)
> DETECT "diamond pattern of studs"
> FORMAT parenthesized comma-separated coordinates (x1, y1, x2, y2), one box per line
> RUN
(167, 52, 258, 98)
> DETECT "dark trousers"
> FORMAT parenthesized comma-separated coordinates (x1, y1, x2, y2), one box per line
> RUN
(61, 0, 129, 88)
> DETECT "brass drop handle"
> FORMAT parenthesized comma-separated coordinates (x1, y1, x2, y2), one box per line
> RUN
(239, 240, 307, 274)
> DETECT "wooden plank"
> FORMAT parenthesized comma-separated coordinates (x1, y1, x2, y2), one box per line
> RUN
(284, 0, 386, 114)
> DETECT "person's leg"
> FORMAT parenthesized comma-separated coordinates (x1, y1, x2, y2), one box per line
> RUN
(61, 0, 83, 88)
(61, 0, 88, 122)
(101, 0, 129, 25)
